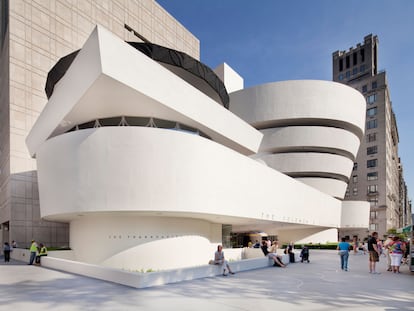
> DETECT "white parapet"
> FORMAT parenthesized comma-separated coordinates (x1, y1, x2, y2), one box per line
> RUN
(229, 80, 366, 138)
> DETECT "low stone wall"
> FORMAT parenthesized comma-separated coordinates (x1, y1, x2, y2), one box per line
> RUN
(243, 247, 301, 263)
(10, 247, 300, 289)
(10, 248, 30, 262)
(40, 255, 280, 289)
(10, 248, 75, 262)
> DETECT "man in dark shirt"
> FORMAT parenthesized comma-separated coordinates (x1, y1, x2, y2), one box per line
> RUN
(261, 241, 285, 267)
(367, 232, 380, 274)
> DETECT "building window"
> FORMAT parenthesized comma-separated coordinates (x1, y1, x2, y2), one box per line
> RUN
(360, 48, 365, 62)
(352, 67, 358, 75)
(353, 187, 358, 196)
(353, 162, 358, 171)
(345, 188, 350, 197)
(367, 159, 378, 168)
(367, 107, 377, 117)
(372, 81, 377, 89)
(339, 59, 343, 72)
(369, 198, 378, 206)
(362, 85, 367, 93)
(353, 52, 357, 65)
(366, 133, 377, 142)
(370, 211, 378, 219)
(353, 175, 358, 183)
(360, 64, 365, 73)
(367, 172, 378, 181)
(370, 223, 378, 231)
(346, 71, 350, 78)
(367, 119, 377, 129)
(338, 74, 344, 81)
(367, 94, 377, 104)
(367, 146, 378, 155)
(346, 55, 350, 68)
(367, 184, 378, 194)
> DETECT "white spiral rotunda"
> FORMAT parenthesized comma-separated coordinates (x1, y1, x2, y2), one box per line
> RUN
(26, 26, 369, 271)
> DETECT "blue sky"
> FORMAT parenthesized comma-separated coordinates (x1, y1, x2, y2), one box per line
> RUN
(157, 0, 414, 200)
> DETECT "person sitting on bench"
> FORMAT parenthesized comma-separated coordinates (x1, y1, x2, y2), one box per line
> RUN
(261, 241, 286, 267)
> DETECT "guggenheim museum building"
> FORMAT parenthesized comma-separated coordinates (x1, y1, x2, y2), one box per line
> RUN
(26, 26, 369, 271)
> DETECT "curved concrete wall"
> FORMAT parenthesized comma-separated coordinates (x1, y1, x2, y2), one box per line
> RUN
(260, 153, 354, 180)
(35, 127, 344, 267)
(229, 80, 366, 198)
(70, 215, 221, 270)
(295, 178, 348, 199)
(259, 126, 360, 159)
(36, 127, 340, 227)
(229, 80, 366, 138)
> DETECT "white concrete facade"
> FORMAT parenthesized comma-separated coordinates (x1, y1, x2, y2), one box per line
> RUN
(229, 80, 366, 199)
(27, 26, 370, 271)
(1, 0, 201, 249)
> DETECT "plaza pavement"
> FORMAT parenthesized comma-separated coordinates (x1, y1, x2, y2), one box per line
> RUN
(0, 250, 413, 311)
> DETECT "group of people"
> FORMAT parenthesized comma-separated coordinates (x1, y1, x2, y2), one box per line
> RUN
(28, 240, 48, 265)
(366, 232, 409, 274)
(383, 234, 408, 273)
(2, 239, 47, 265)
(214, 239, 300, 275)
(337, 232, 409, 274)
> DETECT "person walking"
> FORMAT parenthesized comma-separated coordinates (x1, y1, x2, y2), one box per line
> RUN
(383, 235, 394, 271)
(352, 236, 359, 254)
(337, 237, 350, 271)
(3, 242, 11, 262)
(367, 232, 381, 274)
(28, 240, 38, 265)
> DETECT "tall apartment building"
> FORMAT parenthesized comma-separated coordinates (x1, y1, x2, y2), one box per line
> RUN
(0, 0, 199, 248)
(333, 34, 410, 239)
(399, 162, 412, 229)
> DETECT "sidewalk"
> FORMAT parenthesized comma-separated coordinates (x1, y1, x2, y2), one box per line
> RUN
(0, 250, 413, 311)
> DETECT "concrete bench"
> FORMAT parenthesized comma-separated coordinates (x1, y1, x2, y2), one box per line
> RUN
(11, 248, 295, 289)
(38, 255, 284, 289)
(243, 247, 301, 264)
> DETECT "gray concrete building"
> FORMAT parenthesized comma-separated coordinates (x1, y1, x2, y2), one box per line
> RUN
(333, 34, 411, 239)
(0, 0, 199, 248)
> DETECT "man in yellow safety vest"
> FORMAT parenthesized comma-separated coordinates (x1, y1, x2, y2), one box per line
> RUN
(28, 240, 38, 265)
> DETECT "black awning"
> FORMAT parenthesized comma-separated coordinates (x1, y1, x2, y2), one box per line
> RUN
(127, 42, 229, 108)
(45, 50, 80, 99)
(45, 42, 229, 109)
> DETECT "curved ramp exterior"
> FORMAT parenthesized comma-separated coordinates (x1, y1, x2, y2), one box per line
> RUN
(229, 80, 366, 198)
